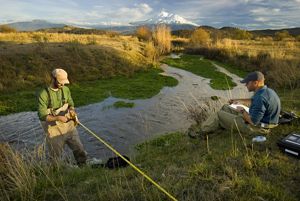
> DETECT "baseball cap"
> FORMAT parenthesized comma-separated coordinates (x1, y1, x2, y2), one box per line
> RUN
(52, 68, 70, 85)
(240, 71, 264, 84)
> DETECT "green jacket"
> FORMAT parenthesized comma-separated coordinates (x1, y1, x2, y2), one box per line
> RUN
(37, 86, 74, 121)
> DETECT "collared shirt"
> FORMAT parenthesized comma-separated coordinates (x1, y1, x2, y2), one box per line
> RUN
(37, 86, 74, 121)
(249, 85, 281, 125)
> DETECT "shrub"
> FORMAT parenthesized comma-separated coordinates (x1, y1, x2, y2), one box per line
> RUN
(190, 28, 211, 48)
(136, 26, 152, 41)
(0, 25, 16, 33)
(232, 29, 253, 40)
(274, 30, 291, 41)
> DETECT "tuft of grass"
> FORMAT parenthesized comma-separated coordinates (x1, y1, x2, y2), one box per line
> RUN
(163, 54, 237, 90)
(113, 101, 135, 108)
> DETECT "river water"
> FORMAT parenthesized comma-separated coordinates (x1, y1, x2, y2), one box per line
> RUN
(0, 59, 250, 160)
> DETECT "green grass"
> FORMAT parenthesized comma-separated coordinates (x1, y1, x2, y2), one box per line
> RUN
(212, 60, 249, 78)
(113, 101, 135, 108)
(0, 68, 177, 115)
(163, 54, 238, 90)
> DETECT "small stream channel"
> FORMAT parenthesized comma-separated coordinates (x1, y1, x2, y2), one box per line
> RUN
(0, 55, 250, 160)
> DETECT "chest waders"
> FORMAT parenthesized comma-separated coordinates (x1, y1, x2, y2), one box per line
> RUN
(41, 87, 75, 138)
(40, 87, 87, 165)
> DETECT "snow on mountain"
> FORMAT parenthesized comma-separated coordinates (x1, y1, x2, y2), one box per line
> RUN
(130, 11, 199, 26)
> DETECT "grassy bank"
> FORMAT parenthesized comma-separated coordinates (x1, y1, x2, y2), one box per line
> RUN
(0, 33, 154, 92)
(163, 54, 237, 90)
(1, 120, 300, 201)
(0, 68, 177, 115)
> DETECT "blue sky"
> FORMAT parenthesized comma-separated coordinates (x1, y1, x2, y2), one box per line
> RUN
(1, 0, 300, 29)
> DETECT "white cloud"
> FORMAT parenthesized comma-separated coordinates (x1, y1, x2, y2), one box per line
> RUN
(138, 3, 153, 13)
(255, 17, 269, 22)
(116, 3, 153, 20)
(77, 3, 153, 24)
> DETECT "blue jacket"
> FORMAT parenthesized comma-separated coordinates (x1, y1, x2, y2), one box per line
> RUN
(249, 86, 281, 125)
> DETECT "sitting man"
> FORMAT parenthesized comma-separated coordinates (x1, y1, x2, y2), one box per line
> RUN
(37, 68, 87, 165)
(195, 71, 281, 136)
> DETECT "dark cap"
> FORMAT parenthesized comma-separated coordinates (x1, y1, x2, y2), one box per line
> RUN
(240, 71, 264, 84)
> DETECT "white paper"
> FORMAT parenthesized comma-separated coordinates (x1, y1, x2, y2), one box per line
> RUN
(229, 104, 249, 113)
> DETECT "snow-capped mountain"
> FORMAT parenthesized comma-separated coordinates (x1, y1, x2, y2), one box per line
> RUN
(2, 11, 199, 32)
(130, 11, 199, 26)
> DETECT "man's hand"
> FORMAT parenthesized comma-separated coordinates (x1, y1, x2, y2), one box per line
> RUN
(56, 116, 69, 123)
(69, 109, 77, 116)
(236, 106, 246, 113)
(229, 99, 238, 104)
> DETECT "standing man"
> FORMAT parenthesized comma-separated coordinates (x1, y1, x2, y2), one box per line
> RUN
(196, 71, 281, 136)
(37, 68, 87, 165)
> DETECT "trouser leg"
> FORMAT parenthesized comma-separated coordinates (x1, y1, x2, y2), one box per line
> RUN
(66, 128, 87, 165)
(217, 109, 248, 132)
(46, 135, 65, 164)
(218, 105, 270, 135)
(199, 104, 271, 135)
(200, 111, 220, 133)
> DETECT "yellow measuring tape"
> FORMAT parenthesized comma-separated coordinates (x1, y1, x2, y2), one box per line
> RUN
(78, 121, 178, 201)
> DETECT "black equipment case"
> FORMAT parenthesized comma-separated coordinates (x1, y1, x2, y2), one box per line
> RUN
(277, 132, 300, 158)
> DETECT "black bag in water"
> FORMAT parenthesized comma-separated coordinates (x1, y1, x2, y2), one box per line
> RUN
(277, 132, 300, 158)
(105, 155, 130, 169)
(279, 111, 298, 124)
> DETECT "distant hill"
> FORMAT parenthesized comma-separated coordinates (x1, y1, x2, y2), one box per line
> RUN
(250, 28, 300, 36)
(172, 26, 300, 38)
(3, 20, 66, 31)
(38, 25, 119, 36)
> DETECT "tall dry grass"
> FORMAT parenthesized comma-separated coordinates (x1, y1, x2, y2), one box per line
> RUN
(152, 24, 171, 55)
(213, 38, 300, 60)
(0, 144, 37, 201)
(0, 32, 138, 47)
